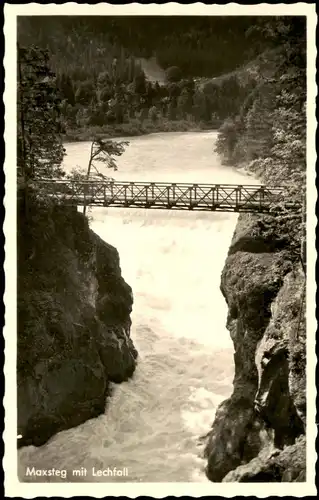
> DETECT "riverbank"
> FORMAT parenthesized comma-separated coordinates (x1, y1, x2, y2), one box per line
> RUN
(63, 119, 221, 142)
(204, 210, 306, 482)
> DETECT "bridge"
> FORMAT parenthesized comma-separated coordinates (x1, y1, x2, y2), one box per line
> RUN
(30, 179, 299, 213)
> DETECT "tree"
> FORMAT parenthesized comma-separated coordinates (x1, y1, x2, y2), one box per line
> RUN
(83, 138, 129, 178)
(181, 77, 195, 95)
(215, 117, 244, 164)
(58, 73, 75, 106)
(133, 71, 147, 96)
(154, 81, 161, 96)
(165, 66, 182, 83)
(99, 86, 113, 104)
(75, 80, 95, 105)
(108, 94, 125, 123)
(138, 107, 149, 122)
(68, 138, 129, 215)
(167, 101, 177, 121)
(167, 82, 181, 101)
(177, 88, 192, 118)
(145, 81, 156, 107)
(17, 44, 66, 180)
(97, 71, 112, 88)
(192, 90, 211, 122)
(244, 82, 277, 161)
(215, 14, 306, 244)
(148, 105, 158, 123)
(88, 105, 107, 127)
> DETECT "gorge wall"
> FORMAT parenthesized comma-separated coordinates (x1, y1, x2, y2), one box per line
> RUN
(17, 193, 138, 448)
(204, 212, 306, 482)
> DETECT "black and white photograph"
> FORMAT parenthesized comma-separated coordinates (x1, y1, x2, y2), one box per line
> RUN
(3, 3, 317, 497)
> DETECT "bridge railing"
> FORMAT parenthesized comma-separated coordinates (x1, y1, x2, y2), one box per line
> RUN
(29, 179, 298, 213)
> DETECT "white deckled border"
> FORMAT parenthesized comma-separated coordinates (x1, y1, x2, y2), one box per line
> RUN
(3, 2, 317, 497)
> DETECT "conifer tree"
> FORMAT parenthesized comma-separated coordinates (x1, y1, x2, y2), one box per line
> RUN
(17, 44, 65, 180)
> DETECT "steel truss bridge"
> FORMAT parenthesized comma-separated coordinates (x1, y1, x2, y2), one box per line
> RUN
(31, 179, 299, 213)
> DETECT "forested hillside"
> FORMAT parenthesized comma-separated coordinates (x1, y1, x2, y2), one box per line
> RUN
(215, 18, 306, 195)
(18, 15, 307, 195)
(17, 16, 278, 139)
(18, 16, 266, 76)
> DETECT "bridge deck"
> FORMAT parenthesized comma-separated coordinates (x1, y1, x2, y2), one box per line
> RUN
(31, 179, 299, 213)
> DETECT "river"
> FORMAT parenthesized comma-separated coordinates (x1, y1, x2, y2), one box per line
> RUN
(18, 131, 259, 482)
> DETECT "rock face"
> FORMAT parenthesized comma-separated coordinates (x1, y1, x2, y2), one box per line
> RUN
(17, 195, 138, 448)
(204, 213, 306, 482)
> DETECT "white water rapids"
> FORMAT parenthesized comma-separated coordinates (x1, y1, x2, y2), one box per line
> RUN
(18, 131, 259, 482)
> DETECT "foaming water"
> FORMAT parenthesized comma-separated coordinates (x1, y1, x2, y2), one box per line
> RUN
(18, 131, 257, 482)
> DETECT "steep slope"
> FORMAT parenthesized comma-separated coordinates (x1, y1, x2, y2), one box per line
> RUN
(204, 213, 306, 482)
(17, 192, 138, 447)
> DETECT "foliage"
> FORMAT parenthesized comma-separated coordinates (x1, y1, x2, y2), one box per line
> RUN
(17, 15, 307, 228)
(216, 20, 306, 180)
(63, 118, 204, 143)
(215, 117, 245, 164)
(215, 17, 306, 249)
(17, 44, 130, 220)
(18, 16, 268, 78)
(18, 16, 281, 137)
(148, 105, 159, 122)
(165, 66, 182, 83)
(17, 45, 66, 180)
(68, 138, 129, 183)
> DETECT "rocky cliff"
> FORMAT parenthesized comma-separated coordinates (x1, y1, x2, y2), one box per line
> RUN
(204, 212, 306, 482)
(17, 193, 138, 448)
